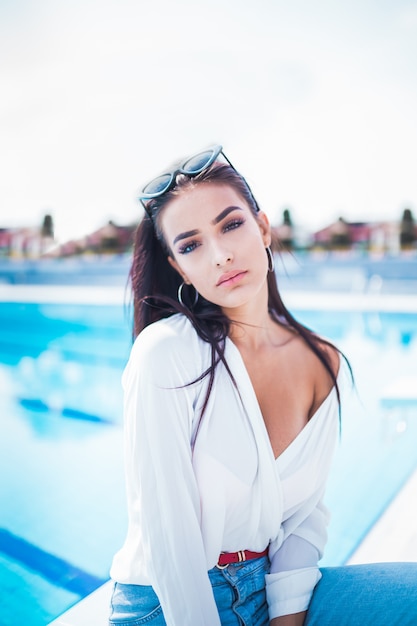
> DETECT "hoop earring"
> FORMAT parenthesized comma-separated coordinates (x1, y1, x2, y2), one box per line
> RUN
(266, 246, 275, 273)
(178, 282, 199, 307)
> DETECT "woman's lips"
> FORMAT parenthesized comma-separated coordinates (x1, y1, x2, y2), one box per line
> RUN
(216, 270, 247, 287)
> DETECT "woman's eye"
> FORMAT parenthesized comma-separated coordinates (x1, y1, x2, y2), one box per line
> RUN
(178, 240, 199, 255)
(223, 218, 244, 232)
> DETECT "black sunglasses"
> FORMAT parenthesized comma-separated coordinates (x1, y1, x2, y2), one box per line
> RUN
(139, 144, 260, 217)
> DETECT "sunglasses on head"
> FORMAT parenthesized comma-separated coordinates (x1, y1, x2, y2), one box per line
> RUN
(139, 144, 260, 217)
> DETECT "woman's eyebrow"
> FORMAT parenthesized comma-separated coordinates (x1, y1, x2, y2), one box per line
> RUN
(211, 206, 243, 225)
(173, 229, 199, 245)
(172, 206, 243, 245)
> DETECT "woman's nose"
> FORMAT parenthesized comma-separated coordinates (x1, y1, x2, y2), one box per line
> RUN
(214, 247, 233, 266)
(210, 238, 233, 266)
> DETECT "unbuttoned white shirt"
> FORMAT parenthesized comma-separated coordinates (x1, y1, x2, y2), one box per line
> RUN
(110, 313, 344, 625)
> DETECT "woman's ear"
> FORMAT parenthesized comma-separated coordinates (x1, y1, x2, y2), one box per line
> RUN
(257, 211, 272, 247)
(167, 255, 190, 284)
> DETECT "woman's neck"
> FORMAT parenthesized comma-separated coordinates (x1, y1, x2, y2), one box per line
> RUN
(225, 295, 287, 351)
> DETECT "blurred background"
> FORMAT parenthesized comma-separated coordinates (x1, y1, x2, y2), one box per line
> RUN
(1, 0, 417, 244)
(1, 1, 417, 625)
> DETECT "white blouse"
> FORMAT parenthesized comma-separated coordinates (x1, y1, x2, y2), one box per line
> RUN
(110, 313, 344, 625)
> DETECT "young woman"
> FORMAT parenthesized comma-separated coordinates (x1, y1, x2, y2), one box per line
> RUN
(109, 145, 417, 626)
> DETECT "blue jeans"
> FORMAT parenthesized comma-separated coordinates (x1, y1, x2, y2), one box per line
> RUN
(109, 555, 269, 625)
(306, 562, 417, 625)
(109, 561, 417, 625)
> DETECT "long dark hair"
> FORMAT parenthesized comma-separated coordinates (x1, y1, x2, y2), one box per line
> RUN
(130, 161, 345, 418)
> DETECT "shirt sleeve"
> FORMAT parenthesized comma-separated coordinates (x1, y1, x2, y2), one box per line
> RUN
(266, 496, 330, 618)
(122, 321, 221, 626)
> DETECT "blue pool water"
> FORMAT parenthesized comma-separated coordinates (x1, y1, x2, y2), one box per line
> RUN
(1, 297, 417, 625)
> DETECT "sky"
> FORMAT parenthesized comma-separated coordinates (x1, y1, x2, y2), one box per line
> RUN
(1, 0, 417, 244)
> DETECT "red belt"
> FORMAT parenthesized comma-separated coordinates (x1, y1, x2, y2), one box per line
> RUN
(217, 548, 268, 569)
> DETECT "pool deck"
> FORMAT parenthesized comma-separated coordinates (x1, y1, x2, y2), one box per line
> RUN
(48, 463, 417, 626)
(2, 283, 417, 312)
(347, 463, 417, 565)
(48, 580, 113, 626)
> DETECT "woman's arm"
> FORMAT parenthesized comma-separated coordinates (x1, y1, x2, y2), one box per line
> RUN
(122, 323, 221, 625)
(270, 611, 306, 626)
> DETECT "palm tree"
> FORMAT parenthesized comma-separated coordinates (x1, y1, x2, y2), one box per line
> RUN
(400, 208, 416, 248)
(41, 214, 54, 239)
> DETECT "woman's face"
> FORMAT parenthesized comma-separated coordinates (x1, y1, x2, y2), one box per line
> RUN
(159, 183, 271, 314)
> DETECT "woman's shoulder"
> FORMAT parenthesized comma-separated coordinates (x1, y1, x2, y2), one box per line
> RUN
(283, 331, 341, 415)
(308, 338, 342, 415)
(318, 339, 341, 378)
(130, 313, 208, 366)
(122, 314, 209, 388)
(138, 312, 194, 339)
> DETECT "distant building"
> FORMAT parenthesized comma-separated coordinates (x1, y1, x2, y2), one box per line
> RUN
(0, 225, 54, 258)
(86, 221, 136, 254)
(44, 220, 137, 257)
(3, 210, 415, 259)
(0, 229, 12, 256)
(312, 219, 404, 253)
(0, 213, 56, 258)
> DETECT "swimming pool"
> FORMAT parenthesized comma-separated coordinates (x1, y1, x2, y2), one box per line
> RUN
(1, 291, 417, 625)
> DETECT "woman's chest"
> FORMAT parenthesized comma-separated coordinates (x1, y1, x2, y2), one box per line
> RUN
(241, 352, 313, 459)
